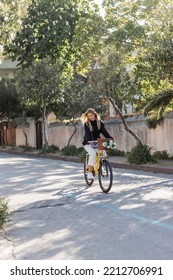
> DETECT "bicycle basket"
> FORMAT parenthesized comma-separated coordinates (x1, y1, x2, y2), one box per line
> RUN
(97, 138, 116, 150)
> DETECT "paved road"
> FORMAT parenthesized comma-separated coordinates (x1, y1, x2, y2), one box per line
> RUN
(0, 153, 173, 260)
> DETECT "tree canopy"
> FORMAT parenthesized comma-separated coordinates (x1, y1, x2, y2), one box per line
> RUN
(2, 0, 173, 125)
(4, 0, 104, 75)
(0, 0, 31, 55)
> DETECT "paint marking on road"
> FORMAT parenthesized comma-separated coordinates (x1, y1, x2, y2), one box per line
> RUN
(101, 204, 173, 231)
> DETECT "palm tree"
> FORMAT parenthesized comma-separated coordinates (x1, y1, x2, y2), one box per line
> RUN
(143, 89, 173, 128)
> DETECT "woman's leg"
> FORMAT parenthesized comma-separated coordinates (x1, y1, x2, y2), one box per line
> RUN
(84, 144, 97, 171)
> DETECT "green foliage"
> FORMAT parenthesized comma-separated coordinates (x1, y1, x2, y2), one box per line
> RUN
(107, 149, 125, 157)
(76, 147, 84, 155)
(5, 0, 103, 74)
(61, 73, 101, 120)
(152, 150, 170, 160)
(0, 79, 21, 121)
(127, 143, 156, 165)
(78, 149, 87, 161)
(144, 89, 173, 128)
(41, 145, 59, 154)
(61, 145, 78, 156)
(19, 145, 33, 152)
(146, 116, 163, 129)
(133, 0, 173, 104)
(104, 0, 149, 51)
(60, 145, 85, 158)
(0, 0, 31, 53)
(15, 59, 62, 110)
(90, 46, 137, 112)
(15, 59, 63, 146)
(102, 0, 173, 114)
(0, 198, 10, 230)
(5, 0, 78, 66)
(144, 89, 173, 116)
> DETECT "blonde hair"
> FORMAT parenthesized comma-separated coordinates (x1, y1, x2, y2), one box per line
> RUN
(81, 108, 100, 124)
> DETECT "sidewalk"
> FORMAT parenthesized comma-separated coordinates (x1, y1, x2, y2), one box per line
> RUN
(0, 147, 173, 174)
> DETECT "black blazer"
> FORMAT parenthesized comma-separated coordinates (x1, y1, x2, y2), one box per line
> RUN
(82, 120, 112, 145)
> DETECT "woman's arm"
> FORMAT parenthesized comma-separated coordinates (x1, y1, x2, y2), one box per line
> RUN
(84, 124, 92, 143)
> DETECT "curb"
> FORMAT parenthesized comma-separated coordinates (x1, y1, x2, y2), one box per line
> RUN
(0, 150, 173, 175)
(110, 162, 173, 175)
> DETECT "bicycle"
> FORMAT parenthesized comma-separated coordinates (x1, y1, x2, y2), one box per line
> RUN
(84, 138, 115, 193)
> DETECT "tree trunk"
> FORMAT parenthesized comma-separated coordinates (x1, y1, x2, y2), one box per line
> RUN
(22, 111, 29, 147)
(42, 107, 48, 147)
(67, 121, 79, 146)
(8, 119, 15, 148)
(109, 97, 143, 146)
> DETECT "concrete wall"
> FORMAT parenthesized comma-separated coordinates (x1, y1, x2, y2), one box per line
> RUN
(47, 123, 84, 149)
(103, 112, 173, 155)
(16, 119, 36, 147)
(16, 111, 173, 155)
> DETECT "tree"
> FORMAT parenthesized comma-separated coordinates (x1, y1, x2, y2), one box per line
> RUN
(143, 89, 173, 128)
(0, 79, 21, 147)
(92, 45, 138, 113)
(145, 0, 173, 81)
(85, 49, 143, 145)
(59, 73, 101, 146)
(0, 0, 31, 56)
(132, 0, 173, 121)
(102, 0, 169, 106)
(103, 0, 158, 51)
(101, 0, 173, 131)
(131, 0, 173, 100)
(15, 59, 62, 147)
(5, 0, 104, 75)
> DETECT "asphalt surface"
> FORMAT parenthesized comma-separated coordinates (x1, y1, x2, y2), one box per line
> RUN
(0, 152, 173, 260)
(1, 148, 173, 174)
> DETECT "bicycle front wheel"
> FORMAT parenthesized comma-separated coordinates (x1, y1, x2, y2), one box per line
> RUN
(98, 160, 113, 193)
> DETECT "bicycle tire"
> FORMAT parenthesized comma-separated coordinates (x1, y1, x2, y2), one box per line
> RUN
(84, 161, 94, 186)
(98, 160, 113, 193)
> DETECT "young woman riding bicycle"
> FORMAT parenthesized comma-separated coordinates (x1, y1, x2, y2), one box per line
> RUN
(81, 108, 113, 180)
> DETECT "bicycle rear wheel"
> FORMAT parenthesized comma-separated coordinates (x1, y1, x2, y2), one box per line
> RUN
(84, 161, 94, 186)
(98, 160, 113, 193)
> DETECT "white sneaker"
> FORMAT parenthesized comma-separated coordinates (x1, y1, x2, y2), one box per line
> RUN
(87, 172, 94, 180)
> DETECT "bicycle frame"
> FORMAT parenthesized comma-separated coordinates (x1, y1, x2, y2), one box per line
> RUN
(93, 150, 105, 176)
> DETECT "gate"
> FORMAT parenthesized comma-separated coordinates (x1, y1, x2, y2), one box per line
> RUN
(36, 121, 42, 149)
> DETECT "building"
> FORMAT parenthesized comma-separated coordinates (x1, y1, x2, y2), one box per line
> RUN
(0, 57, 19, 79)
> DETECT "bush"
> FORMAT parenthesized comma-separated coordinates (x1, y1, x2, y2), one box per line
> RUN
(19, 145, 33, 152)
(78, 149, 87, 161)
(0, 198, 10, 230)
(41, 145, 59, 154)
(61, 145, 78, 156)
(49, 144, 59, 152)
(152, 150, 170, 160)
(76, 147, 84, 155)
(107, 149, 125, 157)
(127, 143, 156, 165)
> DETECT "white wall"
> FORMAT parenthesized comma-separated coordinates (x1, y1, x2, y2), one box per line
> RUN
(16, 112, 173, 156)
(16, 119, 36, 147)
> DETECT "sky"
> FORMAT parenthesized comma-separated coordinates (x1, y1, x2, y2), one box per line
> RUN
(94, 0, 105, 17)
